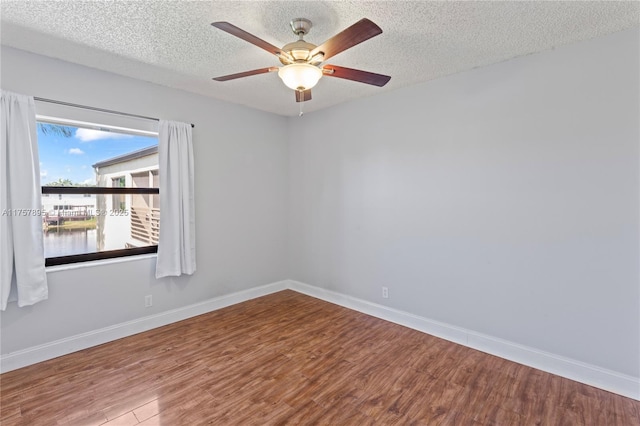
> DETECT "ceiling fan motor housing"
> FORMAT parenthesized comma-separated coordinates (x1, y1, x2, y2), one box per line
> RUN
(281, 40, 317, 63)
(278, 18, 318, 64)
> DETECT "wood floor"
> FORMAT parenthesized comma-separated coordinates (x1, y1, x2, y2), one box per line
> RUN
(1, 290, 638, 425)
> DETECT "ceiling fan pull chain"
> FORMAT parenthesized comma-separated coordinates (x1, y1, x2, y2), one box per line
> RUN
(299, 99, 304, 117)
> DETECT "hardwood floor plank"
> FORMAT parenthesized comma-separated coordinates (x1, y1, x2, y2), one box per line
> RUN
(132, 400, 160, 423)
(0, 391, 22, 422)
(103, 411, 139, 426)
(0, 413, 24, 426)
(1, 290, 638, 425)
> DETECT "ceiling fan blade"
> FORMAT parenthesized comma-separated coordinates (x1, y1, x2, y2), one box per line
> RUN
(211, 22, 285, 58)
(322, 65, 391, 87)
(295, 89, 312, 102)
(309, 18, 382, 62)
(213, 67, 278, 81)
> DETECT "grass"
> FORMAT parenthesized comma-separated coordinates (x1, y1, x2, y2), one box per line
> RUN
(47, 218, 97, 230)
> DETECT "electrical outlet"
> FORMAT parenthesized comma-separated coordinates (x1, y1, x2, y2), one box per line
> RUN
(382, 287, 389, 299)
(145, 295, 153, 307)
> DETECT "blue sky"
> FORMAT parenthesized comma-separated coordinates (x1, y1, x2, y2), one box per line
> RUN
(38, 124, 157, 185)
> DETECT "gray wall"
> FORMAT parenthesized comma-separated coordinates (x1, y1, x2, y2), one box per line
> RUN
(0, 46, 289, 353)
(287, 27, 639, 377)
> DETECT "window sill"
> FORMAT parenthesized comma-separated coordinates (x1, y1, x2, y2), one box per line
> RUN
(46, 253, 157, 273)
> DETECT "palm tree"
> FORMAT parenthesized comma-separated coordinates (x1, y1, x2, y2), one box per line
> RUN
(37, 123, 73, 137)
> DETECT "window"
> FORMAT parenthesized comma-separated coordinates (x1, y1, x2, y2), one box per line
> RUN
(38, 119, 160, 266)
(112, 176, 126, 211)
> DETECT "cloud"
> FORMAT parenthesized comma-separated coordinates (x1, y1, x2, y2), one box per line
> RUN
(40, 169, 48, 179)
(68, 148, 85, 155)
(82, 177, 95, 185)
(75, 128, 133, 142)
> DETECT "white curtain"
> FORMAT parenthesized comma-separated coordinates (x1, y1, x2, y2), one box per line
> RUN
(0, 90, 48, 310)
(156, 120, 196, 278)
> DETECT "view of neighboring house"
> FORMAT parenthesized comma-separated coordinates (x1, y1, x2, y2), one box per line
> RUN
(41, 193, 95, 225)
(92, 145, 159, 251)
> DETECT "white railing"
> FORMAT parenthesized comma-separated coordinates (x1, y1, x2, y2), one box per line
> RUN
(130, 206, 159, 245)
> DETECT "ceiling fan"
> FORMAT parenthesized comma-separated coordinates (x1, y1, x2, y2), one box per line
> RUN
(211, 18, 391, 102)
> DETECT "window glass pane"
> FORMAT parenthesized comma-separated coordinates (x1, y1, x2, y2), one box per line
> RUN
(43, 199, 96, 257)
(38, 122, 157, 188)
(38, 121, 159, 260)
(43, 193, 160, 258)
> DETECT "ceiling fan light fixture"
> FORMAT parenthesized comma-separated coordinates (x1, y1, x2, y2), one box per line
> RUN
(278, 63, 322, 91)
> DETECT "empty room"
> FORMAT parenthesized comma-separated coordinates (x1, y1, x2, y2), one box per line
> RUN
(1, 1, 638, 425)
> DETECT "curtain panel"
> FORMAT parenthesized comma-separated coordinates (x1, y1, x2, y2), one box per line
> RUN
(0, 90, 48, 310)
(155, 120, 196, 278)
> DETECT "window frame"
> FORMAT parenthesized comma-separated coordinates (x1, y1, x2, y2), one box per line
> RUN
(37, 112, 160, 267)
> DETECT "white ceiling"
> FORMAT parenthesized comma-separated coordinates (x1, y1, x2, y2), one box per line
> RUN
(1, 1, 638, 117)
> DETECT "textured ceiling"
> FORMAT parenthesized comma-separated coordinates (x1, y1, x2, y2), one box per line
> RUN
(1, 1, 638, 116)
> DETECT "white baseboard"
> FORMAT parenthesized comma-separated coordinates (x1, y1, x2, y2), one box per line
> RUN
(2, 278, 638, 401)
(0, 280, 288, 373)
(287, 280, 640, 401)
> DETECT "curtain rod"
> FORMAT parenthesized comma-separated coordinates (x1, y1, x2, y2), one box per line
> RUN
(33, 97, 195, 128)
